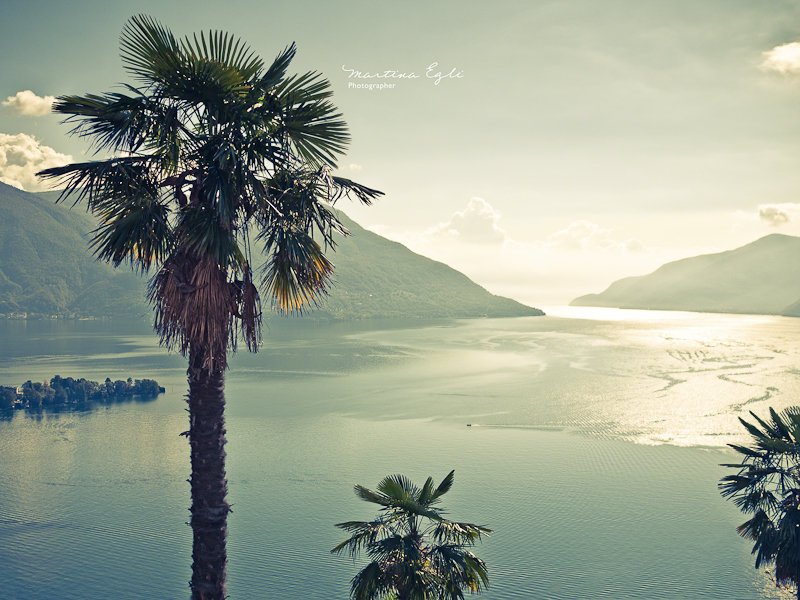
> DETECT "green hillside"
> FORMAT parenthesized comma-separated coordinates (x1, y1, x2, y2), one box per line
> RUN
(570, 234, 800, 317)
(315, 211, 543, 318)
(0, 182, 542, 319)
(0, 182, 148, 317)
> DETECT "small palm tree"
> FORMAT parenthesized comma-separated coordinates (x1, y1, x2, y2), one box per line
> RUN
(38, 15, 381, 600)
(332, 470, 492, 600)
(720, 407, 800, 600)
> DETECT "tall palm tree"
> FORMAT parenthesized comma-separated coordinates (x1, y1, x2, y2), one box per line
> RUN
(332, 470, 492, 600)
(38, 15, 381, 600)
(720, 407, 800, 600)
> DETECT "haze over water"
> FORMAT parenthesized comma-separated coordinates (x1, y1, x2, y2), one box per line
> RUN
(1, 308, 799, 599)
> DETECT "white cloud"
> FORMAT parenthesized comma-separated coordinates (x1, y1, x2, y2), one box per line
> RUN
(347, 163, 363, 171)
(759, 205, 791, 227)
(761, 42, 800, 74)
(425, 197, 507, 245)
(0, 133, 72, 192)
(738, 203, 800, 228)
(540, 220, 644, 252)
(2, 91, 55, 117)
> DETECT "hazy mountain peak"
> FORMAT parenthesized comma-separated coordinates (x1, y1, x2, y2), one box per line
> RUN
(570, 235, 800, 317)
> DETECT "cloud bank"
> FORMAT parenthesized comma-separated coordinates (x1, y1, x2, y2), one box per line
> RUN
(0, 133, 72, 192)
(762, 42, 800, 74)
(412, 198, 645, 253)
(369, 197, 660, 305)
(2, 91, 55, 117)
(541, 220, 644, 252)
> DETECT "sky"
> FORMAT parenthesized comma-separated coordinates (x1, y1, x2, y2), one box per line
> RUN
(2, 0, 800, 306)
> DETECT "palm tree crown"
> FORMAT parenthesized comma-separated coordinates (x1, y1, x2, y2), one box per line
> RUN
(39, 14, 381, 369)
(332, 470, 492, 600)
(38, 15, 381, 600)
(720, 407, 800, 599)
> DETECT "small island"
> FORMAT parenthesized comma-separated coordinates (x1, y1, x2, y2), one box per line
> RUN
(0, 376, 165, 410)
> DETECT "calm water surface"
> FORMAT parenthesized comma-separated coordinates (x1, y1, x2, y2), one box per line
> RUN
(2, 308, 799, 599)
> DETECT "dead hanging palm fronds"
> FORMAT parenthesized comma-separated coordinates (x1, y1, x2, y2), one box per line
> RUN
(230, 263, 262, 353)
(149, 251, 234, 370)
(148, 252, 266, 370)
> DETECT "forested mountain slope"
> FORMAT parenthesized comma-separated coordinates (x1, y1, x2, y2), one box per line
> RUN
(0, 182, 542, 319)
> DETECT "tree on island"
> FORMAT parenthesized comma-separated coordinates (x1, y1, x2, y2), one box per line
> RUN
(13, 376, 164, 408)
(332, 470, 492, 600)
(0, 387, 16, 410)
(39, 15, 380, 600)
(720, 407, 800, 600)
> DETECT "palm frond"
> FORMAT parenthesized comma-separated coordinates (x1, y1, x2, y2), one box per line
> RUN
(431, 519, 492, 546)
(90, 195, 173, 271)
(37, 157, 159, 211)
(332, 519, 393, 557)
(122, 15, 260, 105)
(758, 438, 796, 454)
(262, 168, 350, 251)
(749, 411, 783, 441)
(350, 561, 390, 600)
(260, 224, 333, 315)
(726, 443, 766, 460)
(375, 475, 445, 520)
(378, 474, 420, 504)
(354, 484, 395, 508)
(738, 510, 779, 567)
(330, 175, 384, 206)
(785, 408, 800, 443)
(120, 15, 184, 85)
(259, 43, 297, 90)
(364, 534, 407, 563)
(418, 477, 436, 506)
(177, 200, 242, 270)
(430, 544, 490, 595)
(273, 71, 350, 167)
(183, 28, 263, 83)
(770, 408, 793, 442)
(51, 90, 161, 154)
(432, 470, 455, 501)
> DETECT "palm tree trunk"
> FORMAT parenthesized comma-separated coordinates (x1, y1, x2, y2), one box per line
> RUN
(187, 347, 230, 600)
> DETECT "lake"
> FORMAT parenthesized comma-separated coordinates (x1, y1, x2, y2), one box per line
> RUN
(2, 307, 799, 599)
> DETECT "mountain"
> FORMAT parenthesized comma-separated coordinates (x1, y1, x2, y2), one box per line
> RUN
(0, 183, 150, 317)
(310, 211, 543, 318)
(0, 182, 542, 319)
(570, 234, 800, 317)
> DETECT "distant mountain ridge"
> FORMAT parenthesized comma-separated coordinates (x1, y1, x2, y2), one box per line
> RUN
(0, 182, 542, 319)
(0, 183, 144, 317)
(570, 233, 800, 317)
